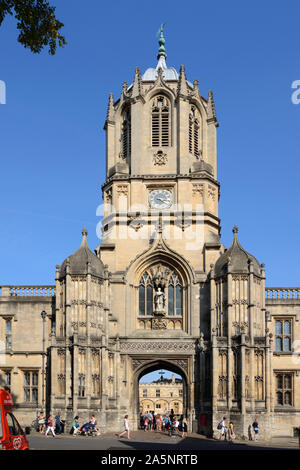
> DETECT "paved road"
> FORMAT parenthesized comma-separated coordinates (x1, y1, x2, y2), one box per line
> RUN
(27, 430, 299, 451)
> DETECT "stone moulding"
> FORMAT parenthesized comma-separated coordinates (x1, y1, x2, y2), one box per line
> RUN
(119, 341, 195, 353)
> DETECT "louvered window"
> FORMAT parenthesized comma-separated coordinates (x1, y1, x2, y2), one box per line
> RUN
(152, 96, 170, 147)
(121, 108, 131, 159)
(189, 106, 200, 158)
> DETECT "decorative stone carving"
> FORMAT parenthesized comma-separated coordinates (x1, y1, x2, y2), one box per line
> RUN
(71, 322, 78, 331)
(105, 188, 112, 203)
(120, 341, 195, 353)
(192, 183, 204, 197)
(90, 300, 103, 307)
(152, 318, 167, 329)
(207, 185, 216, 200)
(116, 184, 128, 196)
(174, 218, 192, 231)
(131, 357, 189, 373)
(153, 150, 168, 166)
(129, 217, 144, 232)
(57, 349, 65, 356)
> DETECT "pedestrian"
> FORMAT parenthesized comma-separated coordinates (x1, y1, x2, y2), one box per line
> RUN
(54, 411, 62, 435)
(163, 415, 169, 432)
(45, 415, 56, 438)
(38, 411, 46, 434)
(144, 415, 149, 431)
(218, 416, 227, 440)
(228, 421, 235, 442)
(118, 415, 130, 440)
(72, 415, 80, 436)
(181, 416, 188, 438)
(252, 419, 259, 441)
(139, 413, 144, 430)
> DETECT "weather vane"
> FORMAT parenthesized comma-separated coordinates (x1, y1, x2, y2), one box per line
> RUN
(156, 23, 166, 37)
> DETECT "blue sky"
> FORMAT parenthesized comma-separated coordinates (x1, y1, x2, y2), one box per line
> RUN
(0, 0, 299, 288)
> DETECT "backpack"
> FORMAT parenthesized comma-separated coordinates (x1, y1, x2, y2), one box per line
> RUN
(217, 421, 222, 430)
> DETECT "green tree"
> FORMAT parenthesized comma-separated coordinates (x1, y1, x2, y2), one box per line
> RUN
(0, 0, 66, 55)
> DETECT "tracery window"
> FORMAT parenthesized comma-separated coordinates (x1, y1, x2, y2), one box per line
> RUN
(121, 107, 131, 159)
(151, 95, 170, 147)
(189, 106, 200, 158)
(168, 273, 183, 316)
(139, 273, 153, 316)
(138, 265, 184, 317)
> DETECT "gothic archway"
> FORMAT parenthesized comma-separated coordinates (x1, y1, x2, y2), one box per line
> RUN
(133, 359, 190, 428)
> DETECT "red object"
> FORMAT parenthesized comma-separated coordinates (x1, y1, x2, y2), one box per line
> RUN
(199, 414, 207, 426)
(0, 389, 30, 450)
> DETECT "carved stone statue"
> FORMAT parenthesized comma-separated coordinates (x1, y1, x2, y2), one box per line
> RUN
(154, 287, 166, 315)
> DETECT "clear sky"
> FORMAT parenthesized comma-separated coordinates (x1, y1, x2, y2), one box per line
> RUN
(0, 0, 299, 288)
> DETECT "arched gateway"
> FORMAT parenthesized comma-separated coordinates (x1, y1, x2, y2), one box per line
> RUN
(134, 359, 190, 426)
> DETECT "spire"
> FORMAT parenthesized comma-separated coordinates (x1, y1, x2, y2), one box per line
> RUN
(106, 93, 114, 124)
(157, 23, 166, 59)
(80, 227, 88, 248)
(177, 64, 188, 96)
(207, 90, 218, 126)
(232, 225, 238, 240)
(132, 66, 142, 98)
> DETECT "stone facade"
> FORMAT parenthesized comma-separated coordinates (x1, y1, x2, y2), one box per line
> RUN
(1, 34, 300, 438)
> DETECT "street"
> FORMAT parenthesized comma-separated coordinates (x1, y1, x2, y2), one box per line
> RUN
(26, 430, 299, 451)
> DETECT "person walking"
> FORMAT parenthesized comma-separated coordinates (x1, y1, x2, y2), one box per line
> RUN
(252, 419, 259, 441)
(118, 415, 130, 440)
(218, 417, 227, 440)
(181, 416, 188, 438)
(54, 412, 62, 435)
(228, 421, 235, 442)
(38, 411, 46, 434)
(45, 415, 56, 438)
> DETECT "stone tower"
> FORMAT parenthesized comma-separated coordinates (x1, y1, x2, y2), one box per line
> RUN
(49, 30, 271, 436)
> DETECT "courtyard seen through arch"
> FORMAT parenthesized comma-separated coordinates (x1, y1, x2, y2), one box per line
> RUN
(138, 367, 186, 423)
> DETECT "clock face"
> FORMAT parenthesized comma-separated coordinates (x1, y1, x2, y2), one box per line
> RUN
(149, 189, 173, 209)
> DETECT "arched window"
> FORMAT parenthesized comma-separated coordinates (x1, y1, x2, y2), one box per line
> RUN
(152, 95, 170, 147)
(121, 107, 131, 159)
(139, 273, 153, 316)
(189, 106, 200, 158)
(168, 273, 183, 316)
(138, 266, 183, 317)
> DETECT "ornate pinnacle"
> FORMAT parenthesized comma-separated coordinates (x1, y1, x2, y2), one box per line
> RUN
(177, 64, 188, 96)
(207, 89, 218, 125)
(106, 93, 114, 123)
(81, 227, 88, 247)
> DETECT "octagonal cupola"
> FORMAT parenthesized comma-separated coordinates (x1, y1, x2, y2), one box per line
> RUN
(59, 228, 105, 279)
(214, 226, 261, 277)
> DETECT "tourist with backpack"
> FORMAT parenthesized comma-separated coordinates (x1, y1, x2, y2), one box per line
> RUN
(217, 416, 227, 440)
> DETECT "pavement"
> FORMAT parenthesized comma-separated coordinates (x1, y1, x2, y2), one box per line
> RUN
(26, 429, 300, 451)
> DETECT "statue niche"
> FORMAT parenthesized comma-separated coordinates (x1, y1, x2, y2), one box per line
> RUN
(152, 264, 169, 316)
(138, 263, 183, 323)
